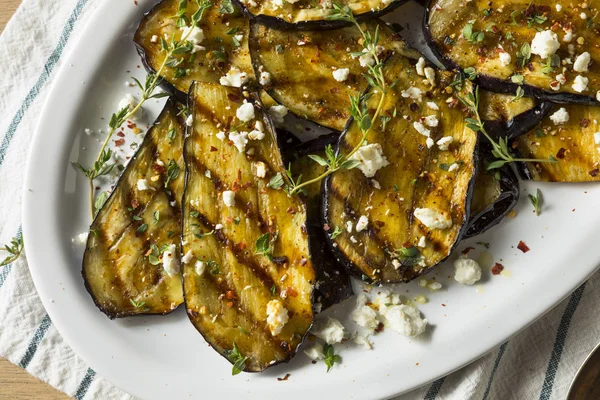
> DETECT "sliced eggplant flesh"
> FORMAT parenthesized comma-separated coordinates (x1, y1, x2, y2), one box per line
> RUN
(83, 100, 185, 319)
(425, 0, 600, 104)
(465, 151, 519, 238)
(134, 0, 254, 100)
(323, 55, 479, 284)
(516, 104, 600, 181)
(249, 19, 420, 131)
(235, 0, 408, 30)
(183, 82, 315, 372)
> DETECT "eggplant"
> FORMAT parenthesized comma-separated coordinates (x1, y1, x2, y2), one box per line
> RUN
(82, 100, 185, 319)
(134, 0, 254, 101)
(465, 150, 519, 238)
(249, 19, 420, 131)
(235, 0, 408, 31)
(286, 141, 354, 311)
(322, 55, 479, 284)
(182, 82, 315, 372)
(424, 0, 600, 105)
(516, 104, 600, 181)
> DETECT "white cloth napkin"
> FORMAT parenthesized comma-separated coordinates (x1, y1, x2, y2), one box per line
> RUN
(0, 0, 598, 399)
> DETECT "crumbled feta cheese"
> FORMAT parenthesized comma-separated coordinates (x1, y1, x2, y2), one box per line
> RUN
(401, 86, 423, 101)
(556, 74, 567, 85)
(418, 236, 426, 248)
(195, 260, 206, 275)
(356, 48, 375, 67)
(353, 333, 373, 349)
(180, 25, 205, 53)
(84, 128, 93, 135)
(234, 34, 243, 43)
(304, 342, 325, 360)
(268, 105, 288, 124)
(580, 12, 587, 19)
(384, 305, 427, 337)
(499, 50, 512, 66)
(236, 102, 255, 122)
(181, 250, 194, 264)
(572, 75, 589, 93)
(549, 107, 570, 125)
(72, 232, 88, 244)
(229, 130, 248, 153)
(137, 179, 152, 191)
(574, 52, 591, 72)
(352, 294, 379, 331)
(150, 35, 159, 43)
(216, 131, 226, 141)
(219, 67, 250, 88)
(266, 299, 289, 336)
(426, 138, 435, 149)
(392, 259, 401, 269)
(531, 30, 560, 59)
(311, 317, 345, 344)
(416, 57, 426, 76)
(597, 91, 600, 102)
(555, 4, 562, 11)
(424, 67, 436, 86)
(375, 291, 401, 315)
(222, 190, 236, 207)
(348, 143, 390, 178)
(346, 220, 353, 233)
(332, 68, 350, 82)
(117, 94, 142, 121)
(563, 28, 573, 43)
(437, 136, 454, 151)
(427, 101, 439, 111)
(248, 121, 265, 141)
(356, 215, 369, 232)
(428, 281, 442, 291)
(255, 161, 267, 178)
(414, 207, 452, 230)
(453, 257, 482, 285)
(424, 115, 439, 128)
(162, 244, 180, 277)
(259, 70, 272, 86)
(594, 132, 600, 145)
(215, 224, 223, 230)
(205, 169, 211, 178)
(413, 121, 431, 137)
(371, 179, 381, 189)
(185, 114, 193, 127)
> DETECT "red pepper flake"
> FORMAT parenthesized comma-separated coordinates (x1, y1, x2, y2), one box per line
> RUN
(580, 118, 590, 128)
(277, 373, 291, 381)
(225, 291, 236, 300)
(226, 301, 234, 308)
(286, 207, 297, 214)
(441, 304, 446, 307)
(556, 148, 566, 159)
(589, 169, 599, 177)
(285, 287, 298, 297)
(117, 131, 126, 137)
(491, 263, 504, 275)
(375, 220, 385, 227)
(114, 138, 125, 146)
(153, 164, 166, 174)
(517, 241, 530, 253)
(131, 199, 139, 209)
(323, 224, 330, 232)
(374, 322, 385, 333)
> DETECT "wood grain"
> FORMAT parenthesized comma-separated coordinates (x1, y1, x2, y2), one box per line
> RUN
(0, 4, 70, 399)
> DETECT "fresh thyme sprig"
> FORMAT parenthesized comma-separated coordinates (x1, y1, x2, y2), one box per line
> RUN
(284, 4, 387, 195)
(77, 0, 212, 217)
(227, 342, 248, 376)
(457, 86, 557, 170)
(528, 188, 542, 216)
(0, 235, 24, 267)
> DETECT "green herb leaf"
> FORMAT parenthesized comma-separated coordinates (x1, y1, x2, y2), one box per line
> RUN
(330, 226, 344, 239)
(267, 173, 285, 190)
(528, 188, 542, 216)
(129, 299, 146, 308)
(228, 342, 248, 376)
(137, 223, 149, 233)
(0, 235, 24, 267)
(323, 344, 342, 372)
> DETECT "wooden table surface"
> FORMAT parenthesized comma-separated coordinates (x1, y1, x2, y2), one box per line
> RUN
(0, 1, 70, 399)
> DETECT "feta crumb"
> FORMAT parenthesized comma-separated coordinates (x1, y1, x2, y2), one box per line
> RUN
(304, 342, 325, 360)
(353, 333, 373, 349)
(72, 232, 88, 244)
(352, 294, 379, 331)
(268, 105, 288, 124)
(346, 220, 353, 233)
(453, 257, 482, 285)
(150, 35, 158, 43)
(392, 259, 401, 269)
(594, 132, 600, 145)
(401, 86, 423, 101)
(117, 94, 142, 121)
(556, 74, 567, 85)
(555, 4, 562, 11)
(236, 102, 255, 122)
(424, 115, 439, 127)
(215, 224, 223, 230)
(549, 107, 570, 125)
(572, 75, 589, 93)
(581, 12, 587, 19)
(162, 244, 180, 277)
(416, 57, 426, 76)
(181, 250, 194, 264)
(84, 128, 93, 135)
(531, 30, 560, 59)
(375, 291, 401, 315)
(229, 130, 249, 153)
(424, 67, 436, 86)
(311, 317, 345, 344)
(426, 137, 435, 149)
(428, 281, 442, 291)
(185, 114, 193, 127)
(574, 52, 591, 72)
(348, 143, 390, 178)
(180, 25, 204, 53)
(418, 236, 426, 248)
(222, 190, 236, 207)
(498, 50, 512, 66)
(371, 179, 381, 189)
(350, 236, 358, 244)
(597, 91, 600, 102)
(259, 70, 272, 86)
(255, 161, 267, 178)
(266, 299, 289, 336)
(427, 101, 439, 111)
(448, 163, 459, 172)
(205, 169, 211, 179)
(384, 305, 427, 337)
(413, 121, 431, 137)
(137, 179, 152, 191)
(414, 207, 452, 230)
(356, 215, 369, 232)
(356, 49, 375, 67)
(437, 136, 454, 151)
(195, 260, 206, 275)
(332, 68, 350, 82)
(248, 121, 265, 141)
(219, 67, 249, 88)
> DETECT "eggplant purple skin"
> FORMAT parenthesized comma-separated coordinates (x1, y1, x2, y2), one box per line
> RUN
(421, 1, 600, 106)
(234, 0, 409, 31)
(320, 116, 481, 285)
(484, 101, 554, 140)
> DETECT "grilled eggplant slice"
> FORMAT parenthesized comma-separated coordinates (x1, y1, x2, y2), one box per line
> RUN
(516, 104, 600, 181)
(249, 20, 419, 131)
(465, 152, 519, 238)
(287, 143, 353, 311)
(83, 100, 185, 319)
(425, 0, 600, 104)
(183, 82, 315, 372)
(134, 0, 254, 101)
(323, 55, 479, 284)
(235, 0, 407, 30)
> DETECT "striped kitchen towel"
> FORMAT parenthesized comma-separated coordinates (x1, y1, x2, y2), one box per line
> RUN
(0, 0, 599, 399)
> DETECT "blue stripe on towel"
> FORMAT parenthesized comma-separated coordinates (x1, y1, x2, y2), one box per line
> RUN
(19, 314, 52, 369)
